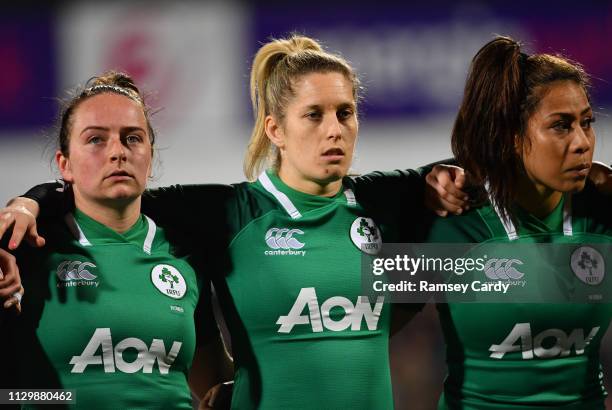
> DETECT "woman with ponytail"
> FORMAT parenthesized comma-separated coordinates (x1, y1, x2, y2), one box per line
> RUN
(426, 36, 612, 409)
(0, 71, 232, 409)
(3, 36, 468, 408)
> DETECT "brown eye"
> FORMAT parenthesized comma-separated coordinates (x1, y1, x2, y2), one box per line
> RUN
(552, 121, 571, 133)
(126, 135, 143, 144)
(581, 117, 595, 129)
(337, 109, 353, 121)
(307, 111, 321, 119)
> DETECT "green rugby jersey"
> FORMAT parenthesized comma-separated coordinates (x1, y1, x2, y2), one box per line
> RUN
(426, 184, 612, 409)
(19, 168, 429, 408)
(140, 169, 426, 409)
(2, 209, 213, 409)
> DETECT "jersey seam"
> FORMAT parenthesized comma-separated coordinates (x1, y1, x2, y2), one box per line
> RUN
(228, 209, 279, 249)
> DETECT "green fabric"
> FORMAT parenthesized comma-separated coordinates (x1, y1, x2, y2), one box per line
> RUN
(5, 210, 207, 410)
(223, 173, 391, 409)
(427, 187, 612, 409)
(140, 168, 426, 409)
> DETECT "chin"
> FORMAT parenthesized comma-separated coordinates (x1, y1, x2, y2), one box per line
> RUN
(557, 179, 587, 193)
(106, 188, 142, 201)
(320, 165, 348, 180)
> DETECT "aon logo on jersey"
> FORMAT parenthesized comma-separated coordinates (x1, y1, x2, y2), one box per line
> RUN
(489, 322, 600, 359)
(277, 287, 384, 333)
(70, 328, 182, 374)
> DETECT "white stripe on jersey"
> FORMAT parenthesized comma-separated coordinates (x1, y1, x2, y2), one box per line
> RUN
(65, 213, 92, 246)
(258, 171, 302, 219)
(485, 181, 518, 240)
(562, 194, 573, 236)
(143, 215, 157, 254)
(259, 172, 358, 217)
(486, 186, 573, 240)
(344, 189, 357, 206)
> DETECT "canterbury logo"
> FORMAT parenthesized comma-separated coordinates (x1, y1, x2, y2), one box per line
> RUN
(265, 228, 305, 250)
(484, 258, 524, 280)
(57, 260, 98, 281)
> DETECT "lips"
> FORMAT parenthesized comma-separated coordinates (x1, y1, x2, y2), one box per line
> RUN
(106, 170, 133, 179)
(566, 163, 591, 177)
(322, 148, 344, 156)
(321, 147, 345, 163)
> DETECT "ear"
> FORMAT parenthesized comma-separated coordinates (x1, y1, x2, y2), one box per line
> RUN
(514, 134, 522, 156)
(515, 133, 531, 158)
(56, 150, 74, 183)
(265, 115, 285, 150)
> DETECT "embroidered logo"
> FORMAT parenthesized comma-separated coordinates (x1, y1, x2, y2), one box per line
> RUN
(570, 246, 605, 286)
(56, 260, 99, 288)
(483, 258, 525, 280)
(350, 217, 381, 255)
(151, 264, 187, 299)
(264, 228, 306, 256)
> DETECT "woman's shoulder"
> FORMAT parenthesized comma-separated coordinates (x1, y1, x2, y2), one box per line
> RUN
(573, 182, 612, 230)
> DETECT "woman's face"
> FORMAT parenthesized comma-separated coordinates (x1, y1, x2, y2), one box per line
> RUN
(520, 80, 595, 194)
(267, 71, 358, 191)
(57, 92, 152, 205)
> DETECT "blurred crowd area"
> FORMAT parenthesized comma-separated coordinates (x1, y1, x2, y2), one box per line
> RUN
(2, 1, 612, 201)
(2, 1, 612, 408)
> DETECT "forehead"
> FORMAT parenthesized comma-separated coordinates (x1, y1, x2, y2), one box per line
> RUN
(71, 93, 147, 129)
(291, 72, 355, 106)
(534, 81, 590, 117)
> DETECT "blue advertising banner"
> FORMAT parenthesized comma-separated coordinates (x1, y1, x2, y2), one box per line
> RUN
(0, 9, 57, 132)
(251, 2, 612, 119)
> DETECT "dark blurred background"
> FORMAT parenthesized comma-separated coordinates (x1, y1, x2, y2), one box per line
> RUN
(1, 1, 610, 408)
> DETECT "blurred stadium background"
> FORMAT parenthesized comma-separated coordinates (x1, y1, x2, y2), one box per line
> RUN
(1, 1, 610, 408)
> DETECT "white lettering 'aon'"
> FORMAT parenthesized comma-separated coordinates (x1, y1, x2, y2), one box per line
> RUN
(70, 328, 182, 374)
(277, 287, 384, 333)
(489, 322, 600, 360)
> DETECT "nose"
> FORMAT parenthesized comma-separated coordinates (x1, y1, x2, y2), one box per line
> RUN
(109, 135, 127, 162)
(571, 126, 593, 155)
(326, 115, 342, 141)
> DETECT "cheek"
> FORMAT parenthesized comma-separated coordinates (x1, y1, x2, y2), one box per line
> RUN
(344, 122, 358, 143)
(523, 140, 565, 177)
(135, 153, 153, 180)
(69, 160, 100, 187)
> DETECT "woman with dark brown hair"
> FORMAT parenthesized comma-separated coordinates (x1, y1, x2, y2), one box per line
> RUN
(426, 36, 611, 409)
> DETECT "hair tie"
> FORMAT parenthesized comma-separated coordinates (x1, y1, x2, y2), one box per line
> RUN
(83, 84, 142, 103)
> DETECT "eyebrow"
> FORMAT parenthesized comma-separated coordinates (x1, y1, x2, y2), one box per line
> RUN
(79, 126, 146, 135)
(79, 126, 109, 136)
(304, 102, 355, 110)
(547, 106, 592, 118)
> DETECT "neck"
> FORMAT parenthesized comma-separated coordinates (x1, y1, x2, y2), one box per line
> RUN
(277, 168, 343, 197)
(74, 193, 141, 233)
(515, 175, 563, 219)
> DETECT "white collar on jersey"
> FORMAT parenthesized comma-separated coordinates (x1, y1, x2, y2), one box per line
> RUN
(64, 213, 157, 254)
(485, 182, 573, 241)
(258, 171, 357, 219)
